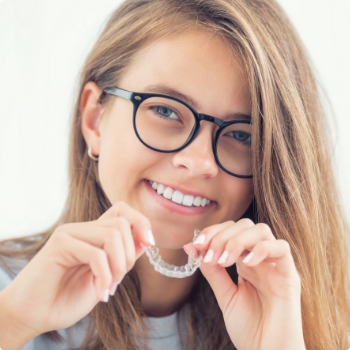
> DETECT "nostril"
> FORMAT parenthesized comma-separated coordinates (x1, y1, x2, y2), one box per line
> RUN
(172, 149, 218, 177)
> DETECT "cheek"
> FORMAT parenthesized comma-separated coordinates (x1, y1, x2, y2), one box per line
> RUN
(221, 178, 254, 221)
(98, 103, 138, 164)
(97, 122, 162, 202)
(97, 116, 137, 197)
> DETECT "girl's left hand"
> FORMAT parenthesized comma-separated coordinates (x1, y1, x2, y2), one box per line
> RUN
(183, 219, 306, 350)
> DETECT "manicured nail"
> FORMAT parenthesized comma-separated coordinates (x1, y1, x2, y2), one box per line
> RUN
(194, 234, 205, 245)
(242, 252, 254, 264)
(102, 289, 109, 302)
(218, 250, 229, 264)
(183, 243, 191, 255)
(203, 249, 214, 263)
(109, 282, 118, 296)
(147, 229, 155, 246)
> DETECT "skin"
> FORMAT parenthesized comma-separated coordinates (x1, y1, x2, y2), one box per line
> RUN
(82, 30, 254, 316)
(93, 31, 254, 250)
(0, 30, 305, 349)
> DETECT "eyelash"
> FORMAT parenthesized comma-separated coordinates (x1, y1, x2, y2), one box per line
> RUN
(150, 106, 181, 120)
(148, 104, 251, 145)
(225, 130, 251, 145)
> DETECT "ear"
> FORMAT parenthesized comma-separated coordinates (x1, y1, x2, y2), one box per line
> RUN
(80, 81, 104, 157)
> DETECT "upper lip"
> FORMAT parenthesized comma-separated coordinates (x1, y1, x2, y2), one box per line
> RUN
(147, 179, 215, 202)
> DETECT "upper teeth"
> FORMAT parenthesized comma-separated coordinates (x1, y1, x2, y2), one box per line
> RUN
(149, 181, 211, 207)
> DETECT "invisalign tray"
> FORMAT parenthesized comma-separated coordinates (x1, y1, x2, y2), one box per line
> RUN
(142, 229, 203, 278)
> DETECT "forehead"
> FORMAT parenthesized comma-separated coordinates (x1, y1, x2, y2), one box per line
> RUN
(118, 29, 251, 117)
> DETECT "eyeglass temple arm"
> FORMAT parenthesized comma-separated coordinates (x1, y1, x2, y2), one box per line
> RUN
(104, 87, 133, 101)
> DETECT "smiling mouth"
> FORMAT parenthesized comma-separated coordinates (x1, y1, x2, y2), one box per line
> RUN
(148, 180, 211, 208)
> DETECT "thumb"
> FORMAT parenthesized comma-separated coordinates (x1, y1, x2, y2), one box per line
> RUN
(184, 243, 238, 311)
(134, 237, 147, 260)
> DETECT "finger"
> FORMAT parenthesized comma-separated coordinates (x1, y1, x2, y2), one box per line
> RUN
(209, 223, 276, 267)
(183, 242, 239, 311)
(50, 232, 112, 302)
(241, 239, 296, 276)
(112, 216, 136, 271)
(105, 229, 126, 284)
(199, 261, 238, 312)
(193, 219, 255, 249)
(193, 220, 235, 246)
(89, 220, 129, 285)
(98, 201, 154, 247)
(183, 242, 194, 255)
(183, 242, 202, 257)
(57, 223, 130, 287)
(101, 217, 145, 262)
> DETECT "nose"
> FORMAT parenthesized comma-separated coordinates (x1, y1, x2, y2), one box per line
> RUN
(171, 126, 219, 178)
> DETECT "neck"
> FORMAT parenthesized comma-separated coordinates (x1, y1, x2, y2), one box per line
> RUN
(135, 248, 199, 317)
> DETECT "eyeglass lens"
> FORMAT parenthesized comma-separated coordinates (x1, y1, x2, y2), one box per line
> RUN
(135, 96, 252, 177)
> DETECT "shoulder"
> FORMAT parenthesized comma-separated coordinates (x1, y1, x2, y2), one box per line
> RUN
(0, 240, 30, 290)
(19, 317, 92, 350)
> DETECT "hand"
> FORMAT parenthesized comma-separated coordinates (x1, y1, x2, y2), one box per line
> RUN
(184, 219, 306, 350)
(1, 201, 154, 338)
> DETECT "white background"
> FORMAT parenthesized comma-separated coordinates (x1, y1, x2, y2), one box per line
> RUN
(0, 0, 349, 240)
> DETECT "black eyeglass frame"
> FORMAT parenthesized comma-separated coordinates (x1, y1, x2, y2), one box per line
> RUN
(100, 87, 253, 179)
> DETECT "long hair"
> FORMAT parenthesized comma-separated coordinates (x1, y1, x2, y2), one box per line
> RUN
(1, 0, 349, 349)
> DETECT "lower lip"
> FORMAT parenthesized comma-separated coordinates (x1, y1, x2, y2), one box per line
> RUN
(144, 180, 215, 216)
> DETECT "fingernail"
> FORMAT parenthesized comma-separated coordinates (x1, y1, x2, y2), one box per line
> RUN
(194, 234, 205, 245)
(183, 243, 191, 255)
(147, 229, 155, 246)
(243, 252, 254, 264)
(218, 250, 229, 264)
(109, 282, 118, 296)
(203, 249, 214, 263)
(102, 289, 109, 302)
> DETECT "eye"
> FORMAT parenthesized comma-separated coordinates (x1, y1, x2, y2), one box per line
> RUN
(226, 130, 251, 145)
(152, 106, 179, 120)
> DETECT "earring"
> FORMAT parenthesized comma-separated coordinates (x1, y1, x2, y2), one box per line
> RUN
(88, 148, 99, 161)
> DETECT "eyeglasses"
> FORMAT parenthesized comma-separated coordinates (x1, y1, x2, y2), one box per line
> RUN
(100, 87, 253, 178)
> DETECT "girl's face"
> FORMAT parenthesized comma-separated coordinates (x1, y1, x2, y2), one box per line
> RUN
(84, 29, 254, 249)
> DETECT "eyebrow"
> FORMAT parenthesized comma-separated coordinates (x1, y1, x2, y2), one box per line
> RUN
(141, 84, 251, 122)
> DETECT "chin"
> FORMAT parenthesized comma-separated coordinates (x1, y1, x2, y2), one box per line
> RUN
(151, 222, 196, 249)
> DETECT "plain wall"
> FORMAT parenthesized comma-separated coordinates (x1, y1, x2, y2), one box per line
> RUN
(0, 0, 349, 240)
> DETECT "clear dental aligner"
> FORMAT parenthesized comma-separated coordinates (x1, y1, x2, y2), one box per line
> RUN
(143, 229, 203, 278)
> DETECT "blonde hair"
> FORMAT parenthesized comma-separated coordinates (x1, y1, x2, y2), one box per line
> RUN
(1, 0, 349, 349)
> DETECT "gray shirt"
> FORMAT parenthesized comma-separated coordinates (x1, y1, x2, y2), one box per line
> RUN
(0, 256, 187, 350)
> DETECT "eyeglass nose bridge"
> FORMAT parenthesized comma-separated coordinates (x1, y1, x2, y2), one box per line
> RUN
(189, 113, 227, 146)
(197, 113, 227, 128)
(184, 113, 226, 162)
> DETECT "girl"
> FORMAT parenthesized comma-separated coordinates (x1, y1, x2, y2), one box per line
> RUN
(0, 0, 349, 349)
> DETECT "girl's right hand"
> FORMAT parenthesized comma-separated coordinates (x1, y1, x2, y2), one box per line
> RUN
(0, 201, 154, 339)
